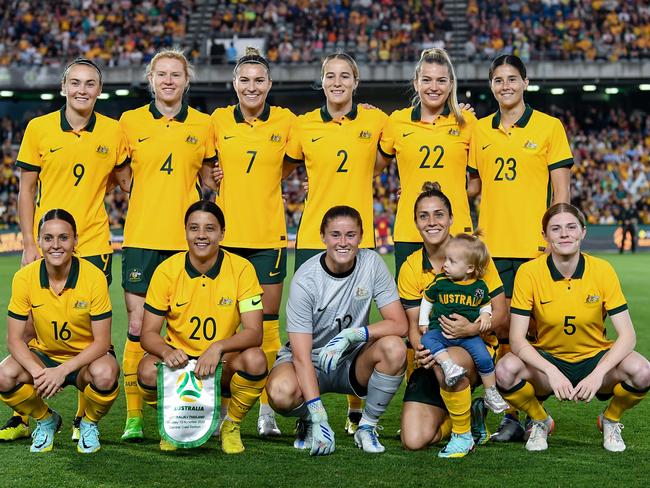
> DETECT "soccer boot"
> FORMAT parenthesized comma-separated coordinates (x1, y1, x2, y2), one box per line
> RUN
(293, 418, 313, 450)
(484, 386, 509, 414)
(221, 419, 245, 454)
(598, 414, 625, 452)
(524, 414, 555, 441)
(345, 411, 362, 435)
(470, 398, 490, 445)
(490, 414, 524, 442)
(77, 420, 101, 454)
(159, 438, 177, 451)
(71, 416, 82, 442)
(438, 431, 475, 458)
(121, 415, 144, 442)
(354, 425, 385, 453)
(30, 411, 62, 453)
(257, 412, 281, 437)
(0, 415, 30, 441)
(525, 416, 553, 451)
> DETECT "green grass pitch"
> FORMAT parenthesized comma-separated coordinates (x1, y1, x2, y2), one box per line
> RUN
(0, 252, 648, 487)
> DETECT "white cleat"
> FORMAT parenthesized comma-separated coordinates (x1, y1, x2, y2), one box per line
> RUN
(257, 413, 281, 437)
(599, 414, 626, 452)
(353, 425, 385, 453)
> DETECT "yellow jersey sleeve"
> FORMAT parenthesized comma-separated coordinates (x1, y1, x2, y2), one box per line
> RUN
(510, 263, 535, 315)
(599, 260, 628, 315)
(237, 259, 264, 303)
(483, 258, 504, 298)
(285, 120, 304, 162)
(89, 270, 112, 320)
(397, 254, 426, 308)
(547, 118, 573, 170)
(378, 111, 397, 157)
(15, 120, 42, 172)
(144, 264, 172, 316)
(7, 267, 31, 320)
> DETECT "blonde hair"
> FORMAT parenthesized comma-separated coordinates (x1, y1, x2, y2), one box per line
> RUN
(234, 46, 271, 79)
(145, 49, 194, 89)
(412, 48, 465, 127)
(321, 52, 360, 81)
(449, 230, 490, 279)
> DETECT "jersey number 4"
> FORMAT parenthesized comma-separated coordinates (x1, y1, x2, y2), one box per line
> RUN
(160, 154, 173, 175)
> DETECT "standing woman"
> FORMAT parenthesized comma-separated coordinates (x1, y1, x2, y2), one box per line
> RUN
(398, 183, 507, 458)
(0, 209, 119, 454)
(496, 203, 650, 452)
(378, 48, 477, 277)
(211, 47, 295, 437)
(1, 58, 129, 443)
(467, 54, 572, 441)
(118, 49, 217, 442)
(285, 52, 388, 271)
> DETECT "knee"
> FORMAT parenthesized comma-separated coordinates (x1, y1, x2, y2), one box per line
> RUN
(266, 374, 298, 412)
(241, 347, 267, 376)
(137, 357, 157, 387)
(400, 425, 431, 451)
(89, 360, 119, 390)
(0, 366, 15, 392)
(495, 354, 519, 389)
(632, 358, 650, 390)
(376, 336, 407, 372)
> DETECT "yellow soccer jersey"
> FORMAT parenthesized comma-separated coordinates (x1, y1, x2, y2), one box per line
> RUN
(120, 102, 217, 250)
(468, 105, 573, 258)
(380, 105, 476, 242)
(212, 104, 295, 248)
(7, 257, 112, 362)
(286, 104, 388, 249)
(16, 108, 129, 256)
(511, 253, 626, 362)
(144, 250, 263, 357)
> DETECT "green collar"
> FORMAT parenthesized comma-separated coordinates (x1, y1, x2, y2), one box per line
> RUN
(234, 103, 271, 123)
(320, 103, 358, 122)
(184, 250, 224, 280)
(546, 253, 585, 281)
(148, 101, 189, 122)
(421, 246, 433, 271)
(39, 256, 80, 289)
(491, 104, 533, 129)
(411, 103, 450, 122)
(59, 106, 96, 132)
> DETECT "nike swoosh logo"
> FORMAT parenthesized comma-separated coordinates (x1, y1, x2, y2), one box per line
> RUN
(82, 438, 92, 450)
(402, 132, 414, 137)
(311, 137, 323, 142)
(317, 306, 327, 312)
(138, 137, 150, 143)
(269, 271, 281, 277)
(540, 300, 552, 305)
(252, 298, 262, 306)
(224, 135, 235, 140)
(49, 147, 63, 153)
(175, 301, 189, 307)
(32, 304, 44, 308)
(482, 144, 491, 150)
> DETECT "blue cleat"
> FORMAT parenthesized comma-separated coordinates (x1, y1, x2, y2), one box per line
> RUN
(470, 398, 490, 445)
(77, 419, 101, 454)
(30, 411, 62, 453)
(438, 431, 475, 458)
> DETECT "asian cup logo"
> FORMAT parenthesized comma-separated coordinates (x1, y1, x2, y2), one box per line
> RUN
(176, 371, 203, 403)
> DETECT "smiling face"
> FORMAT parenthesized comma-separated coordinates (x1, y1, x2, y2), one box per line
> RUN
(321, 216, 362, 273)
(234, 63, 272, 115)
(62, 64, 101, 115)
(322, 58, 358, 108)
(38, 219, 77, 268)
(185, 210, 224, 261)
(414, 196, 453, 248)
(148, 57, 189, 106)
(414, 62, 452, 114)
(490, 64, 528, 111)
(543, 211, 586, 258)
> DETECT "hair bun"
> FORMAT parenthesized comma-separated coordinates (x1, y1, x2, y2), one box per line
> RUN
(421, 181, 441, 193)
(245, 46, 261, 57)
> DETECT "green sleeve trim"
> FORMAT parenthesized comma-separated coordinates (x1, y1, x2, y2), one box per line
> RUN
(16, 161, 41, 172)
(115, 156, 131, 169)
(144, 303, 167, 316)
(377, 144, 394, 158)
(510, 307, 531, 317)
(607, 304, 628, 316)
(467, 166, 478, 175)
(7, 310, 28, 321)
(548, 158, 574, 171)
(203, 154, 218, 163)
(284, 154, 304, 164)
(400, 298, 421, 309)
(489, 286, 504, 299)
(91, 311, 112, 321)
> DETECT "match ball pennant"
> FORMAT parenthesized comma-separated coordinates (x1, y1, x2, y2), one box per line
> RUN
(157, 360, 221, 448)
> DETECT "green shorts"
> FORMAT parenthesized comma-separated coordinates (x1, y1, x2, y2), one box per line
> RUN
(494, 258, 530, 298)
(30, 346, 117, 388)
(403, 367, 446, 410)
(394, 242, 423, 279)
(538, 349, 608, 387)
(294, 248, 324, 273)
(122, 247, 181, 294)
(82, 253, 113, 286)
(222, 247, 287, 285)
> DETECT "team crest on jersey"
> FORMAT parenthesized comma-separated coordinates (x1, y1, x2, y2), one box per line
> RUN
(73, 300, 89, 309)
(359, 130, 372, 139)
(186, 135, 198, 144)
(448, 128, 460, 137)
(218, 297, 233, 306)
(523, 140, 538, 150)
(96, 145, 109, 154)
(473, 289, 485, 301)
(128, 268, 143, 283)
(586, 294, 600, 303)
(270, 133, 282, 143)
(354, 286, 369, 300)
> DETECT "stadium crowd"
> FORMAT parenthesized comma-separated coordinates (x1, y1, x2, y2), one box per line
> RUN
(0, 104, 648, 231)
(466, 0, 650, 62)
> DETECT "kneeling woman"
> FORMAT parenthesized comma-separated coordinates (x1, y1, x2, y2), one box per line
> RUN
(137, 201, 267, 453)
(0, 209, 119, 454)
(496, 203, 650, 452)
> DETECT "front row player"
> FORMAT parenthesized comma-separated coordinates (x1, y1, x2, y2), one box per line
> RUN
(0, 209, 119, 453)
(496, 203, 650, 452)
(137, 201, 268, 453)
(419, 232, 509, 414)
(266, 205, 408, 455)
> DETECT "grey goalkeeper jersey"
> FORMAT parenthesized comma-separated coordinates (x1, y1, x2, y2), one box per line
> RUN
(281, 249, 399, 365)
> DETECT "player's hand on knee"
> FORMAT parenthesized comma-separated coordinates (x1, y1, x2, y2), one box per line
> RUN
(318, 327, 368, 373)
(548, 369, 574, 401)
(163, 348, 189, 370)
(571, 372, 603, 403)
(194, 343, 223, 378)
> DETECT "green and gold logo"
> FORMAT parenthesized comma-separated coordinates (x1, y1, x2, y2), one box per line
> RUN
(128, 268, 143, 283)
(270, 133, 282, 143)
(218, 297, 233, 306)
(586, 294, 600, 303)
(73, 300, 89, 309)
(176, 371, 203, 403)
(523, 140, 538, 150)
(96, 145, 109, 154)
(186, 135, 198, 144)
(448, 128, 460, 137)
(359, 130, 372, 139)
